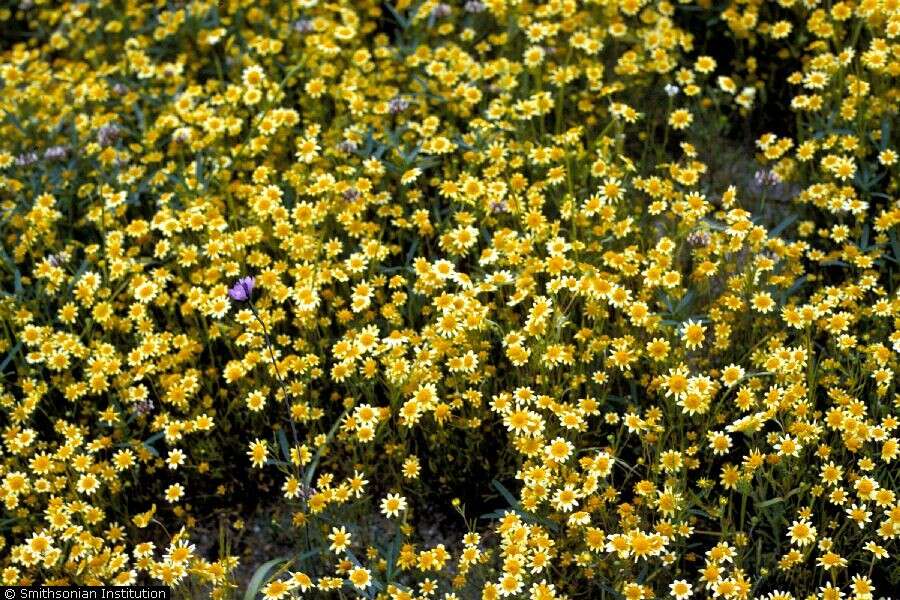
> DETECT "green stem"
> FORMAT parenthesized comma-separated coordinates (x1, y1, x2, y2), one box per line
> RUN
(249, 300, 299, 445)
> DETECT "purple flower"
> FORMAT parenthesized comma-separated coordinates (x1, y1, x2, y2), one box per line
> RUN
(15, 151, 38, 167)
(293, 18, 314, 33)
(97, 124, 120, 147)
(430, 2, 451, 18)
(388, 96, 410, 114)
(228, 276, 255, 302)
(464, 0, 485, 12)
(44, 145, 68, 161)
(754, 169, 781, 187)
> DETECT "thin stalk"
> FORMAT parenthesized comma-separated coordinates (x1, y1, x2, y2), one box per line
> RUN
(248, 300, 300, 446)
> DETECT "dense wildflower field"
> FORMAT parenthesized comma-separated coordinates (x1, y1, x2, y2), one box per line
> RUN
(1, 0, 900, 598)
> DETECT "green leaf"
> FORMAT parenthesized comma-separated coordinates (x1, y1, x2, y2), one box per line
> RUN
(755, 496, 783, 509)
(385, 527, 403, 582)
(769, 213, 797, 238)
(383, 3, 409, 29)
(780, 276, 807, 304)
(674, 290, 694, 317)
(277, 429, 291, 463)
(492, 479, 518, 507)
(404, 238, 420, 266)
(478, 510, 507, 520)
(141, 431, 165, 457)
(659, 292, 673, 314)
(0, 341, 21, 373)
(489, 479, 559, 532)
(243, 556, 291, 600)
(296, 547, 321, 568)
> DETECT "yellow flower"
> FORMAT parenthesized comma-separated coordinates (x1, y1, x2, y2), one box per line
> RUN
(680, 319, 706, 350)
(248, 439, 268, 468)
(401, 168, 421, 185)
(381, 493, 407, 518)
(788, 519, 816, 546)
(328, 526, 352, 553)
(164, 483, 185, 503)
(347, 566, 371, 589)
